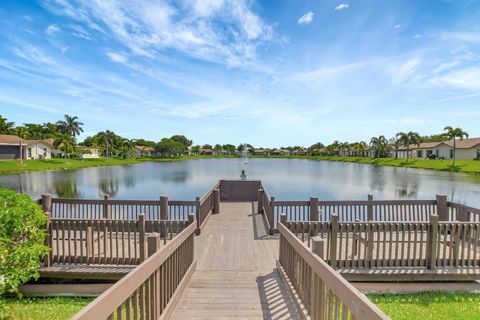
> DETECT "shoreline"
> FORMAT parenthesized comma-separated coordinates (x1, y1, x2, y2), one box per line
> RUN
(251, 155, 480, 174)
(1, 154, 479, 175)
(0, 155, 239, 175)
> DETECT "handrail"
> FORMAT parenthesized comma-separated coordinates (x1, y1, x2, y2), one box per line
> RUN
(71, 221, 196, 320)
(278, 223, 390, 320)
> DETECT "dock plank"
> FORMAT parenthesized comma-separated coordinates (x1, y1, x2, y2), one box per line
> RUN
(170, 202, 300, 320)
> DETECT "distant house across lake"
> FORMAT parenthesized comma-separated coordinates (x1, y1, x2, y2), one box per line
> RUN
(397, 138, 480, 160)
(0, 134, 58, 160)
(135, 146, 155, 157)
(77, 146, 100, 159)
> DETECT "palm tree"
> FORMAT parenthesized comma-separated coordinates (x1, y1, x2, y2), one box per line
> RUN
(370, 135, 388, 158)
(97, 130, 116, 158)
(396, 131, 421, 163)
(118, 139, 136, 159)
(54, 134, 75, 163)
(352, 141, 368, 156)
(444, 126, 469, 167)
(0, 115, 15, 134)
(56, 115, 84, 138)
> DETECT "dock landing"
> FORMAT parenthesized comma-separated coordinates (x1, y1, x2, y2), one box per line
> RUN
(171, 202, 300, 319)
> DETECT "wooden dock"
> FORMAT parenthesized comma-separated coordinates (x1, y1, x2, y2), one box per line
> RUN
(170, 202, 301, 319)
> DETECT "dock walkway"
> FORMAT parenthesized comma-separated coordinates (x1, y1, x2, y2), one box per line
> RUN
(170, 202, 300, 320)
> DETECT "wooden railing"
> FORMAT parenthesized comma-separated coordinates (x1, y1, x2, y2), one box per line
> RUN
(278, 223, 390, 320)
(41, 195, 196, 221)
(44, 214, 193, 266)
(283, 214, 480, 270)
(71, 221, 196, 320)
(448, 202, 480, 222)
(195, 183, 220, 234)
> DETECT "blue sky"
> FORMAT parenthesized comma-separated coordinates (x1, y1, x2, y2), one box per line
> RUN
(0, 0, 479, 147)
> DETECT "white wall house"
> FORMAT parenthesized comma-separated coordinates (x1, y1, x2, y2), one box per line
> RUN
(77, 146, 100, 159)
(396, 138, 480, 160)
(0, 135, 58, 160)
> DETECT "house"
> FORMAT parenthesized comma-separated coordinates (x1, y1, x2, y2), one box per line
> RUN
(252, 149, 269, 156)
(395, 138, 480, 160)
(77, 146, 100, 159)
(135, 146, 155, 157)
(0, 134, 58, 160)
(200, 148, 215, 155)
(271, 148, 291, 156)
(291, 148, 308, 156)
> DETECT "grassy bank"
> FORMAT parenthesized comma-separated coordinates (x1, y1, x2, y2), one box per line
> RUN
(0, 155, 239, 175)
(368, 292, 480, 320)
(253, 155, 480, 174)
(0, 297, 93, 320)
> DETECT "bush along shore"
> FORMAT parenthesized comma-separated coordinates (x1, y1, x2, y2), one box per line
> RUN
(251, 155, 480, 174)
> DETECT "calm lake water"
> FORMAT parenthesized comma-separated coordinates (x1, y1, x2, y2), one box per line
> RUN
(1, 158, 480, 207)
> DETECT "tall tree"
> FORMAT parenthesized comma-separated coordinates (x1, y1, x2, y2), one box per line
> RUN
(15, 127, 29, 165)
(444, 126, 469, 167)
(54, 134, 75, 163)
(396, 131, 421, 163)
(370, 135, 389, 158)
(56, 115, 84, 138)
(0, 115, 15, 134)
(97, 130, 116, 158)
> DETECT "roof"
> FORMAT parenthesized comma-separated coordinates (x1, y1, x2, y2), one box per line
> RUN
(0, 134, 54, 147)
(445, 138, 480, 149)
(135, 146, 154, 151)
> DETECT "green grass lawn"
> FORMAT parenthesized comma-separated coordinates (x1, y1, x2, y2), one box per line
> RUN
(253, 155, 480, 174)
(368, 292, 480, 320)
(0, 297, 93, 320)
(0, 155, 239, 175)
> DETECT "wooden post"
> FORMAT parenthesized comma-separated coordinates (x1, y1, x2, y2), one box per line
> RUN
(139, 214, 146, 262)
(147, 233, 160, 257)
(41, 194, 52, 214)
(86, 224, 93, 260)
(367, 194, 373, 221)
(269, 196, 275, 235)
(103, 194, 110, 219)
(427, 214, 438, 270)
(436, 194, 448, 221)
(43, 213, 52, 267)
(280, 213, 287, 225)
(188, 213, 195, 226)
(310, 197, 319, 236)
(213, 189, 220, 214)
(195, 196, 201, 235)
(257, 189, 264, 214)
(160, 195, 168, 220)
(312, 236, 325, 259)
(330, 213, 339, 269)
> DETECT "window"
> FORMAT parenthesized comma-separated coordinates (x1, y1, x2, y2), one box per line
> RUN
(477, 149, 480, 159)
(44, 148, 47, 156)
(28, 148, 32, 158)
(450, 149, 454, 159)
(417, 150, 423, 158)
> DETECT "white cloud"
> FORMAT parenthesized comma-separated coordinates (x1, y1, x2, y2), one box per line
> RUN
(45, 24, 61, 36)
(412, 34, 422, 39)
(394, 24, 401, 29)
(61, 46, 69, 54)
(387, 58, 422, 84)
(43, 0, 274, 67)
(106, 52, 128, 63)
(429, 67, 480, 91)
(335, 4, 349, 11)
(297, 12, 314, 25)
(441, 32, 480, 43)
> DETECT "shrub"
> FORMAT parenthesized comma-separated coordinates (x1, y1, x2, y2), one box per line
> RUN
(0, 189, 48, 296)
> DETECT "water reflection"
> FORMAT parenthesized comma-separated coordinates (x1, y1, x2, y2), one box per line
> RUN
(0, 158, 479, 207)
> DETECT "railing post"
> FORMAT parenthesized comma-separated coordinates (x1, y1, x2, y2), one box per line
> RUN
(329, 213, 339, 269)
(213, 189, 220, 214)
(310, 196, 319, 236)
(103, 194, 110, 219)
(147, 233, 160, 258)
(41, 194, 52, 214)
(86, 224, 93, 261)
(160, 195, 168, 220)
(436, 194, 448, 221)
(427, 214, 438, 270)
(139, 214, 146, 262)
(160, 195, 168, 237)
(269, 196, 275, 235)
(312, 236, 325, 259)
(43, 212, 52, 267)
(367, 194, 373, 221)
(195, 196, 201, 235)
(280, 213, 287, 225)
(258, 189, 264, 214)
(188, 213, 195, 226)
